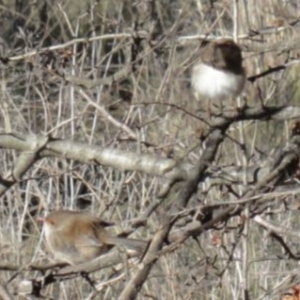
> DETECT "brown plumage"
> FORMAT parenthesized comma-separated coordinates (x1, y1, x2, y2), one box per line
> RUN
(40, 210, 147, 265)
(199, 39, 244, 74)
(191, 38, 246, 113)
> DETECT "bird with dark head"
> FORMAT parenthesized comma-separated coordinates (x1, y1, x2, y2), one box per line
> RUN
(191, 38, 246, 115)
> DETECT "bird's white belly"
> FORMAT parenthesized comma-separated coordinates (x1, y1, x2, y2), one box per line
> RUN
(192, 64, 245, 100)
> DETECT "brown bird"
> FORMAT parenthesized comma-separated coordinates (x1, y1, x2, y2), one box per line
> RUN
(281, 285, 300, 300)
(39, 210, 147, 265)
(191, 38, 246, 114)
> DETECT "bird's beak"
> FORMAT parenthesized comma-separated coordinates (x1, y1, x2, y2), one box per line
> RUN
(37, 217, 45, 223)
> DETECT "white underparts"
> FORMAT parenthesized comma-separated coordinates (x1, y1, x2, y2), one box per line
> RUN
(192, 63, 245, 100)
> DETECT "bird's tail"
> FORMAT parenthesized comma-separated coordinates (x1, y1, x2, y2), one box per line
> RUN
(106, 237, 148, 253)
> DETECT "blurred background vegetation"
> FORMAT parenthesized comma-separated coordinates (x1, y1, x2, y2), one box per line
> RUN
(0, 0, 300, 299)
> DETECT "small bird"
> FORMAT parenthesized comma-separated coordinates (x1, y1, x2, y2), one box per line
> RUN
(191, 38, 246, 115)
(39, 210, 147, 265)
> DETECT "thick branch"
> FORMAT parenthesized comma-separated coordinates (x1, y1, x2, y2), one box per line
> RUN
(119, 218, 175, 300)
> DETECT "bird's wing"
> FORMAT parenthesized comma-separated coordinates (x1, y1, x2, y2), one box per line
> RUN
(74, 234, 102, 248)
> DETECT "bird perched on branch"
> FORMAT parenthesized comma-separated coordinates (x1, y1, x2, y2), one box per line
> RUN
(191, 38, 246, 115)
(39, 210, 147, 265)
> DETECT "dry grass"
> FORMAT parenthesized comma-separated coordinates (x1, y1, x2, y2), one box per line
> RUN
(0, 0, 300, 299)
